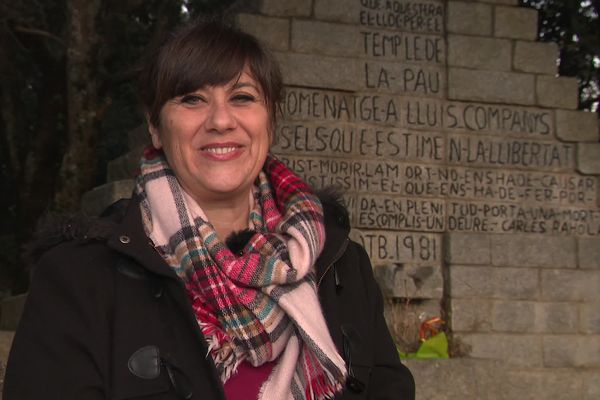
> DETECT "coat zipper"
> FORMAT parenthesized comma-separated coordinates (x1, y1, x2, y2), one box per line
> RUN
(317, 237, 349, 288)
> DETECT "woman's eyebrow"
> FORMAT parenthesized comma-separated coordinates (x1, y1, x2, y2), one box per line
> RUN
(231, 81, 259, 90)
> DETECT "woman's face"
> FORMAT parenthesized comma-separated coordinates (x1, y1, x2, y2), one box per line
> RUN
(149, 68, 270, 205)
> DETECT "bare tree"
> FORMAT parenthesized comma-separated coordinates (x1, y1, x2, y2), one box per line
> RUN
(54, 0, 103, 210)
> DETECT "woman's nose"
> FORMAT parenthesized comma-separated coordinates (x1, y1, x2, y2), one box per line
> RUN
(204, 101, 236, 133)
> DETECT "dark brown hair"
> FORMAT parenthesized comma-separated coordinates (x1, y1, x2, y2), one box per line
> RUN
(139, 20, 282, 131)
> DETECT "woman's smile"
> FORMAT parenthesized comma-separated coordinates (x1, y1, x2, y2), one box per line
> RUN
(200, 142, 244, 160)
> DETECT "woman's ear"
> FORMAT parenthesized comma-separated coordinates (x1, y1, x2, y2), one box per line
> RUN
(147, 117, 162, 149)
(268, 122, 277, 147)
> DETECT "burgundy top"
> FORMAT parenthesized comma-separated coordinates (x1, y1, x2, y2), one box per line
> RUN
(223, 360, 277, 400)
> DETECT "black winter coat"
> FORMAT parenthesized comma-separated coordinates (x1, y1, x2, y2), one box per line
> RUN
(4, 194, 415, 400)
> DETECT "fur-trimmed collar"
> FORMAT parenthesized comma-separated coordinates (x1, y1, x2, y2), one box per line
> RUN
(316, 187, 350, 232)
(25, 200, 128, 266)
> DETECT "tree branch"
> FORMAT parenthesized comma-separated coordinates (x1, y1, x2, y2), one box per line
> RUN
(13, 25, 66, 47)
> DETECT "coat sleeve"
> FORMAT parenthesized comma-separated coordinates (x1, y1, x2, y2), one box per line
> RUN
(355, 243, 415, 400)
(3, 243, 112, 400)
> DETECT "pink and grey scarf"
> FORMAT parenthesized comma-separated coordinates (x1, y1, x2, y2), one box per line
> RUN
(135, 148, 346, 400)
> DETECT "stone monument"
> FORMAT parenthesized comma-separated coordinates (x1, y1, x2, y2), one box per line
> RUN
(79, 0, 600, 398)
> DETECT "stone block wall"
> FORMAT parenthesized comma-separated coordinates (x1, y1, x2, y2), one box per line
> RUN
(233, 0, 600, 398)
(75, 0, 600, 398)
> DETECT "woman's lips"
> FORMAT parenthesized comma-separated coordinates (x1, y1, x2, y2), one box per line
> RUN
(200, 143, 244, 160)
(204, 146, 237, 155)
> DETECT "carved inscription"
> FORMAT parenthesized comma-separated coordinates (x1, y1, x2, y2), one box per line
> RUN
(343, 195, 600, 237)
(282, 157, 402, 193)
(364, 62, 444, 96)
(275, 123, 571, 170)
(351, 195, 446, 231)
(281, 88, 553, 137)
(447, 134, 573, 170)
(280, 156, 597, 207)
(281, 89, 399, 124)
(448, 201, 600, 236)
(274, 123, 445, 161)
(273, 0, 598, 239)
(422, 167, 597, 206)
(350, 229, 442, 265)
(361, 30, 444, 63)
(425, 101, 552, 137)
(338, 190, 599, 235)
(359, 0, 444, 33)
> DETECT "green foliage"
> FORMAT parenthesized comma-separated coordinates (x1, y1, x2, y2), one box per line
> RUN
(521, 0, 600, 112)
(398, 332, 449, 360)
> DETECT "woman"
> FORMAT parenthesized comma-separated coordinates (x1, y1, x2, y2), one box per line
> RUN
(4, 20, 415, 400)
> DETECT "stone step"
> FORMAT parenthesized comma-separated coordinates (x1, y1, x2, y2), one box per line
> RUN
(0, 295, 26, 331)
(0, 331, 14, 363)
(0, 330, 15, 396)
(404, 358, 593, 400)
(80, 179, 134, 216)
(406, 358, 507, 400)
(106, 145, 145, 182)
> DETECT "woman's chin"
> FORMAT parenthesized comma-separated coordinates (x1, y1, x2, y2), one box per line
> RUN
(193, 180, 254, 202)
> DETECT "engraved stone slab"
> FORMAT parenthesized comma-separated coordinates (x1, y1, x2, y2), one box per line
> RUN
(363, 61, 445, 96)
(278, 156, 596, 208)
(292, 22, 445, 63)
(281, 87, 555, 137)
(358, 0, 445, 33)
(447, 134, 574, 171)
(360, 29, 445, 62)
(314, 0, 445, 34)
(340, 185, 596, 236)
(447, 200, 600, 236)
(280, 156, 404, 194)
(275, 126, 570, 171)
(281, 88, 400, 125)
(273, 122, 445, 162)
(278, 53, 445, 96)
(410, 167, 597, 207)
(440, 100, 553, 137)
(350, 194, 446, 231)
(350, 229, 442, 266)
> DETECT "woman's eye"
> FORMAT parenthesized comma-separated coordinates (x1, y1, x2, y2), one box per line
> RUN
(180, 95, 204, 105)
(231, 94, 256, 103)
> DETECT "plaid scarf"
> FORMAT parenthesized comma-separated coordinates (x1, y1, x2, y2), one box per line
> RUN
(136, 148, 346, 400)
